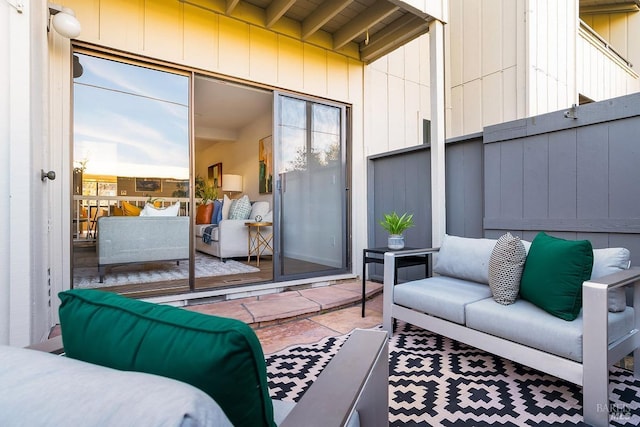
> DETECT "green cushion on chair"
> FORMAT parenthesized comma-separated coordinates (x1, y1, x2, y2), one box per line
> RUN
(58, 289, 275, 427)
(520, 232, 593, 321)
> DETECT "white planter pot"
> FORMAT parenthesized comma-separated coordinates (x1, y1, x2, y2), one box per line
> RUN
(387, 234, 405, 250)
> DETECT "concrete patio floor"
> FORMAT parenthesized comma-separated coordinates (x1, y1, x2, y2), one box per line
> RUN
(185, 279, 384, 354)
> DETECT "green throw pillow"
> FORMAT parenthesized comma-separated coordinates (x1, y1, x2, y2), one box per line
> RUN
(58, 289, 275, 427)
(520, 232, 593, 321)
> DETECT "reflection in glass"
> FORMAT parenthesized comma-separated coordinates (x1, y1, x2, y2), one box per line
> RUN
(72, 52, 190, 294)
(277, 96, 346, 278)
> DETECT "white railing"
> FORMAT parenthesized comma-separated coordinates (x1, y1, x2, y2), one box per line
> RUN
(577, 20, 639, 102)
(72, 195, 192, 241)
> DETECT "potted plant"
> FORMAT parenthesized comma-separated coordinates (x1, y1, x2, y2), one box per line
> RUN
(379, 211, 415, 249)
(195, 176, 218, 203)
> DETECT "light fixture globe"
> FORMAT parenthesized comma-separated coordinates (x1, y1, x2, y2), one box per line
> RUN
(52, 8, 81, 38)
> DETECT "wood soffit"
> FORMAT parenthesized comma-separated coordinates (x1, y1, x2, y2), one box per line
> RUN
(179, 0, 437, 63)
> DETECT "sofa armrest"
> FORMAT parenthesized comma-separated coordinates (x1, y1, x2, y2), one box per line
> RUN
(382, 248, 439, 335)
(582, 266, 640, 426)
(280, 329, 389, 427)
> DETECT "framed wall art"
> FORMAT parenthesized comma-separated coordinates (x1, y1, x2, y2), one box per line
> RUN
(208, 162, 222, 189)
(259, 136, 273, 194)
(135, 178, 162, 193)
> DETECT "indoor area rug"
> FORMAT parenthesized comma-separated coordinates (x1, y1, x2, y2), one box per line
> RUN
(265, 321, 640, 426)
(73, 252, 259, 289)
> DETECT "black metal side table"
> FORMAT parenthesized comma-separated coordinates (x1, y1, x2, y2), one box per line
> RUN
(362, 247, 430, 317)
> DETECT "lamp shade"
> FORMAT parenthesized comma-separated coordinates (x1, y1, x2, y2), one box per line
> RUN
(52, 8, 81, 38)
(222, 174, 243, 192)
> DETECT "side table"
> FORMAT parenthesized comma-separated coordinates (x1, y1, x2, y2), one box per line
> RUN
(362, 247, 430, 317)
(245, 222, 273, 267)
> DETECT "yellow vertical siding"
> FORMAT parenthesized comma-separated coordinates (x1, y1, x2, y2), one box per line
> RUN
(250, 26, 278, 85)
(277, 36, 305, 91)
(63, 0, 362, 104)
(183, 4, 218, 70)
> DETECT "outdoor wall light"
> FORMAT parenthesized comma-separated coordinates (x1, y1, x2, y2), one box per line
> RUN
(48, 3, 81, 39)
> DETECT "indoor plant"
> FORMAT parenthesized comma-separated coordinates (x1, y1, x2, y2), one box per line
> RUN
(379, 211, 415, 249)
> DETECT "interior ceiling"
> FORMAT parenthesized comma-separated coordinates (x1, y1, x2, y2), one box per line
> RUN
(194, 77, 272, 143)
(181, 0, 435, 64)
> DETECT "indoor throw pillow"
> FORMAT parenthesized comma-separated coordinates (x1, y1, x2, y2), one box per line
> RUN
(488, 232, 526, 305)
(228, 195, 252, 220)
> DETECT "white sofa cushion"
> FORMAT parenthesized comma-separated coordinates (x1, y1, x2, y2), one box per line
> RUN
(394, 276, 492, 324)
(465, 298, 635, 362)
(139, 201, 180, 216)
(0, 345, 233, 427)
(433, 234, 497, 284)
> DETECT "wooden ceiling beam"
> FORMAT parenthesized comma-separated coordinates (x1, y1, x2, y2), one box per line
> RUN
(333, 0, 399, 50)
(225, 0, 240, 15)
(266, 0, 297, 28)
(302, 0, 354, 40)
(359, 14, 430, 63)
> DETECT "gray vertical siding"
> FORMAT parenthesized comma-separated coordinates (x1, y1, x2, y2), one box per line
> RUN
(445, 135, 484, 238)
(367, 146, 431, 281)
(367, 92, 640, 277)
(484, 93, 640, 264)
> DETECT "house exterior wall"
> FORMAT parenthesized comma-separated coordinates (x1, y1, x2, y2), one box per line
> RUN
(35, 0, 403, 344)
(581, 8, 640, 75)
(577, 18, 640, 101)
(1, 3, 52, 346)
(448, 0, 580, 138)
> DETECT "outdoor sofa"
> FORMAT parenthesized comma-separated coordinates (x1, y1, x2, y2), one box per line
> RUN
(382, 232, 640, 427)
(1, 289, 389, 427)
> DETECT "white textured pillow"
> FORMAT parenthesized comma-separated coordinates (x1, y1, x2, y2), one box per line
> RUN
(139, 202, 180, 217)
(488, 233, 527, 305)
(433, 234, 497, 284)
(228, 195, 252, 220)
(222, 194, 232, 220)
(249, 201, 270, 219)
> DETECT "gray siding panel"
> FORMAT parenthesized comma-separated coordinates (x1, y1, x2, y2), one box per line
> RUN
(484, 92, 640, 265)
(523, 135, 549, 219)
(549, 130, 577, 219)
(368, 93, 640, 273)
(577, 124, 609, 219)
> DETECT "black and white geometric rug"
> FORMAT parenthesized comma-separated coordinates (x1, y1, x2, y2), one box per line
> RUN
(266, 321, 640, 426)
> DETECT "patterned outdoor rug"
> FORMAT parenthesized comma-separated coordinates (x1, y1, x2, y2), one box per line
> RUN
(73, 252, 259, 288)
(266, 321, 640, 426)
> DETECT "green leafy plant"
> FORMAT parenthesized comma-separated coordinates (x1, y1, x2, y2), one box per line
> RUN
(195, 175, 218, 203)
(379, 211, 415, 235)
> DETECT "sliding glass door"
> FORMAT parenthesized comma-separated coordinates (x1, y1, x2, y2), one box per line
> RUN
(273, 93, 349, 280)
(71, 50, 191, 294)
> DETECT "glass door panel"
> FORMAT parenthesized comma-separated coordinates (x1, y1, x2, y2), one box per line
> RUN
(71, 51, 191, 295)
(274, 94, 348, 280)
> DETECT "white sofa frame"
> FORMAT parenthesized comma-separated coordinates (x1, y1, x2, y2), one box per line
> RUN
(382, 248, 640, 427)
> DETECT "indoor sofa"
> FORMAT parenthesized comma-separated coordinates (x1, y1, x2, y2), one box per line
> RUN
(97, 215, 189, 282)
(382, 233, 640, 427)
(1, 289, 389, 427)
(195, 201, 272, 261)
